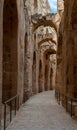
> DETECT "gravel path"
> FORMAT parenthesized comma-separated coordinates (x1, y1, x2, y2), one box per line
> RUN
(7, 91, 77, 130)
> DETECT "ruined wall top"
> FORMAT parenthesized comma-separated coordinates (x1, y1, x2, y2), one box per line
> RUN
(37, 0, 51, 15)
(57, 0, 64, 11)
(25, 0, 51, 16)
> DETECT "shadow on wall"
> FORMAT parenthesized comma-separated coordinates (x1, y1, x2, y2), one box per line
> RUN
(2, 0, 18, 103)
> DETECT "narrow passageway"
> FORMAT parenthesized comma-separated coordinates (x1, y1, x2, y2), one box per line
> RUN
(7, 91, 77, 130)
(0, 0, 77, 130)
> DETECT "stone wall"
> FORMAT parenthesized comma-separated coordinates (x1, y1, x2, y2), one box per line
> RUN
(56, 0, 77, 98)
(2, 0, 26, 105)
(64, 0, 77, 97)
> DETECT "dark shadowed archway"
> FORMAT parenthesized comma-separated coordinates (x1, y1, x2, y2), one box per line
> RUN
(24, 33, 28, 102)
(44, 65, 49, 91)
(71, 0, 77, 97)
(38, 60, 42, 92)
(50, 68, 53, 90)
(2, 0, 18, 102)
(32, 51, 36, 94)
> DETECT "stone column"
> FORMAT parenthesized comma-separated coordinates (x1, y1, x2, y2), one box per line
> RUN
(24, 23, 33, 101)
(27, 24, 33, 96)
(17, 0, 25, 104)
(51, 68, 56, 89)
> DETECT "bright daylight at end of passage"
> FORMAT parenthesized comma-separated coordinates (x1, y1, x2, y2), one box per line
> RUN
(48, 0, 57, 13)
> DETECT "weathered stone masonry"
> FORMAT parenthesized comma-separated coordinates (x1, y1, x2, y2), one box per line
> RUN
(1, 0, 77, 129)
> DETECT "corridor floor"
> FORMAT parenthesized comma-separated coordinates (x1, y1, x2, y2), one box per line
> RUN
(7, 91, 77, 130)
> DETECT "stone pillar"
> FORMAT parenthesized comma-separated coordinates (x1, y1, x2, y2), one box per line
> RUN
(17, 0, 25, 104)
(52, 68, 56, 89)
(24, 24, 33, 101)
(56, 62, 62, 91)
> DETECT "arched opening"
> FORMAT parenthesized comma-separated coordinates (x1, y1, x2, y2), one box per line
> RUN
(32, 51, 36, 94)
(24, 33, 28, 102)
(38, 60, 42, 93)
(44, 65, 49, 91)
(34, 33, 36, 41)
(2, 0, 18, 102)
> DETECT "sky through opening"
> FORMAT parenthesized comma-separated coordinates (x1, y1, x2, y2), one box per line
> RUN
(48, 0, 57, 13)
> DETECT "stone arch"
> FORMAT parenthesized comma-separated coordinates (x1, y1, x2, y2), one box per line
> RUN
(32, 51, 36, 94)
(38, 60, 42, 93)
(31, 14, 57, 32)
(44, 48, 56, 57)
(2, 0, 18, 102)
(33, 20, 57, 32)
(38, 38, 56, 48)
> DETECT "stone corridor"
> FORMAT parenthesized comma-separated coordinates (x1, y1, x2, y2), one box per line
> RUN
(7, 91, 77, 130)
(0, 0, 77, 129)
